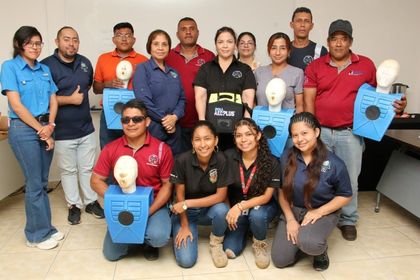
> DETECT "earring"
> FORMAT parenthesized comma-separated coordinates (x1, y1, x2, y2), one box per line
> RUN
(192, 148, 196, 154)
(214, 145, 219, 153)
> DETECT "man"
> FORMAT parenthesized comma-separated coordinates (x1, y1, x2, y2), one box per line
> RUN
(91, 99, 173, 261)
(93, 22, 148, 149)
(288, 7, 327, 70)
(304, 19, 406, 241)
(165, 17, 215, 152)
(42, 26, 104, 225)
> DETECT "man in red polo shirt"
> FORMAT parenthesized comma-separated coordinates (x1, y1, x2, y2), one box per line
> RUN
(304, 19, 406, 241)
(166, 17, 215, 153)
(93, 22, 148, 149)
(91, 99, 173, 261)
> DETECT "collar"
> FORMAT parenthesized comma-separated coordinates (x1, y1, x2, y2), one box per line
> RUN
(231, 149, 256, 170)
(149, 58, 172, 74)
(122, 132, 151, 149)
(53, 49, 80, 67)
(213, 55, 239, 66)
(15, 55, 41, 71)
(324, 51, 360, 65)
(191, 151, 219, 169)
(173, 43, 206, 55)
(111, 49, 138, 58)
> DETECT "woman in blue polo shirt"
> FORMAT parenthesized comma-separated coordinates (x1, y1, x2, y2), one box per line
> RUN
(271, 112, 352, 271)
(133, 29, 185, 155)
(170, 121, 232, 268)
(0, 26, 62, 250)
(223, 118, 280, 269)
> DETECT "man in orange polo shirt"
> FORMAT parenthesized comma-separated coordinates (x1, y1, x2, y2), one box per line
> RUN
(93, 22, 148, 149)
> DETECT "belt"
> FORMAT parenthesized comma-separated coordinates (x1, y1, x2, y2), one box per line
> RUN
(324, 126, 352, 131)
(35, 114, 49, 122)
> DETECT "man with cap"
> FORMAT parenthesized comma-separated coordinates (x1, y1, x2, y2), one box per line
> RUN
(304, 19, 406, 241)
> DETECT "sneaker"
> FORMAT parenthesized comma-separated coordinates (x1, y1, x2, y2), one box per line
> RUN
(26, 237, 58, 250)
(338, 225, 357, 241)
(68, 205, 81, 225)
(85, 201, 105, 219)
(143, 244, 159, 261)
(51, 231, 65, 241)
(313, 249, 329, 271)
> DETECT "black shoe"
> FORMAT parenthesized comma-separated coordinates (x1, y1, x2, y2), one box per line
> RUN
(68, 205, 81, 225)
(313, 249, 329, 271)
(338, 225, 357, 241)
(85, 201, 105, 219)
(143, 244, 159, 261)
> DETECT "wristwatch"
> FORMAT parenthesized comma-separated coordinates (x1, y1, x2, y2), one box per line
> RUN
(182, 200, 188, 210)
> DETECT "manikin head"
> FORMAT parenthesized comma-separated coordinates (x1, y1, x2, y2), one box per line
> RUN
(265, 78, 287, 112)
(114, 155, 138, 194)
(376, 59, 400, 93)
(116, 60, 133, 88)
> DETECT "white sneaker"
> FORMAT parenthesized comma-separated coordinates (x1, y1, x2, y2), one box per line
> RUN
(26, 237, 58, 250)
(51, 231, 65, 241)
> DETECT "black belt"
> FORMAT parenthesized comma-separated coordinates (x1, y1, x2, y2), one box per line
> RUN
(325, 126, 352, 131)
(35, 114, 49, 122)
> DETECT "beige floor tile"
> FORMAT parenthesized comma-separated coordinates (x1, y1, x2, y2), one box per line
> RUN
(395, 224, 420, 243)
(61, 223, 106, 250)
(46, 249, 116, 280)
(0, 204, 25, 227)
(327, 228, 372, 262)
(0, 251, 57, 280)
(321, 259, 394, 280)
(0, 192, 25, 209)
(358, 227, 420, 257)
(251, 265, 324, 280)
(0, 225, 19, 250)
(114, 245, 183, 279)
(357, 207, 396, 229)
(184, 270, 254, 280)
(378, 255, 420, 280)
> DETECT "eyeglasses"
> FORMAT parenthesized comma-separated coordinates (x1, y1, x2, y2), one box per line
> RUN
(239, 41, 255, 47)
(121, 115, 147, 124)
(24, 41, 44, 49)
(114, 33, 134, 40)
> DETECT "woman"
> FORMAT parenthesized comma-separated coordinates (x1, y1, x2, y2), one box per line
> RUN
(254, 32, 304, 112)
(223, 118, 280, 269)
(194, 26, 256, 150)
(170, 121, 232, 268)
(271, 112, 352, 271)
(0, 26, 63, 250)
(133, 29, 185, 155)
(237, 32, 260, 71)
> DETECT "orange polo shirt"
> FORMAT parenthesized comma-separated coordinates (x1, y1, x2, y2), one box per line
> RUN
(94, 49, 148, 90)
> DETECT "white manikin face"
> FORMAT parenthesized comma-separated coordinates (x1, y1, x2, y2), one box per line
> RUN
(114, 155, 138, 193)
(376, 59, 400, 89)
(116, 60, 133, 82)
(265, 78, 287, 107)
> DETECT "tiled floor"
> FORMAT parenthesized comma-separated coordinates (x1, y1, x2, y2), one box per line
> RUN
(0, 185, 419, 280)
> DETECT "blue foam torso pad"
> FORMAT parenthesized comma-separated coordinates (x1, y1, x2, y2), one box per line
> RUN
(103, 88, 135, 130)
(353, 83, 402, 141)
(104, 185, 154, 244)
(252, 106, 294, 158)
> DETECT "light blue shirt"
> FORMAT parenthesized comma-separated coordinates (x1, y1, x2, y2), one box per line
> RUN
(1, 55, 58, 118)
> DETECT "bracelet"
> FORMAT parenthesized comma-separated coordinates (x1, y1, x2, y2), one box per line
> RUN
(48, 122, 56, 128)
(236, 202, 244, 211)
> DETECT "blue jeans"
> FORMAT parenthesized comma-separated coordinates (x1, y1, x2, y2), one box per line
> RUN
(223, 199, 278, 256)
(99, 111, 123, 149)
(8, 119, 57, 243)
(103, 207, 171, 261)
(172, 203, 229, 268)
(320, 127, 364, 226)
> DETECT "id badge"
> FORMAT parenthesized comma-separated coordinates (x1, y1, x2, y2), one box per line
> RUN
(242, 209, 249, 216)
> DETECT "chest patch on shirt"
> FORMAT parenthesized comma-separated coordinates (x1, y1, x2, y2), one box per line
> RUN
(170, 71, 178, 78)
(196, 58, 206, 67)
(209, 168, 218, 183)
(147, 154, 159, 167)
(80, 62, 88, 72)
(232, 70, 242, 79)
(321, 160, 331, 173)
(303, 55, 314, 66)
(348, 70, 364, 76)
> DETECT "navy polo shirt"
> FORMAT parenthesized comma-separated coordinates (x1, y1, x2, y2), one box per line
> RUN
(193, 56, 256, 97)
(41, 50, 94, 140)
(280, 149, 352, 208)
(170, 150, 232, 199)
(225, 148, 281, 206)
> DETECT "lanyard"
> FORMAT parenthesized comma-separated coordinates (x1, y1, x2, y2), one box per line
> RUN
(239, 163, 257, 198)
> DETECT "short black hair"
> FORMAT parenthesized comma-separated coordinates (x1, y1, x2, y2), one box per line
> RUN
(122, 99, 148, 116)
(56, 26, 77, 39)
(291, 7, 313, 21)
(113, 22, 134, 34)
(177, 17, 197, 28)
(12, 26, 42, 58)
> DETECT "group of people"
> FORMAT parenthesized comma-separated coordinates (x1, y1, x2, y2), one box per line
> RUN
(0, 5, 407, 272)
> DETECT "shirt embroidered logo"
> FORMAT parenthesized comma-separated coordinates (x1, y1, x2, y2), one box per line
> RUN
(147, 154, 159, 167)
(209, 168, 218, 183)
(196, 58, 206, 67)
(321, 160, 331, 173)
(232, 70, 242, 78)
(170, 71, 178, 78)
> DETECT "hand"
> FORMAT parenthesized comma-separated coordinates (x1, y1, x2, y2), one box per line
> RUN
(166, 126, 176, 134)
(226, 205, 241, 231)
(44, 137, 55, 151)
(175, 226, 193, 249)
(104, 78, 124, 89)
(162, 114, 178, 131)
(393, 95, 407, 114)
(171, 201, 186, 215)
(37, 124, 54, 140)
(70, 85, 84, 105)
(301, 209, 323, 226)
(286, 219, 300, 245)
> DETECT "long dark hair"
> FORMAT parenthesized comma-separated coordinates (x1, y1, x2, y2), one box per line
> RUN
(12, 26, 42, 58)
(234, 118, 273, 197)
(282, 112, 328, 209)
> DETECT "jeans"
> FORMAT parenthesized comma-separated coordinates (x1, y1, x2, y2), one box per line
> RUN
(99, 111, 123, 149)
(172, 203, 229, 268)
(8, 119, 57, 243)
(223, 199, 278, 256)
(55, 132, 97, 208)
(320, 127, 364, 226)
(103, 207, 171, 261)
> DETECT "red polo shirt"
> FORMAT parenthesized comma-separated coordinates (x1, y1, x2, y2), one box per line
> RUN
(93, 133, 174, 197)
(304, 52, 376, 128)
(166, 44, 215, 128)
